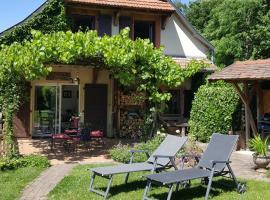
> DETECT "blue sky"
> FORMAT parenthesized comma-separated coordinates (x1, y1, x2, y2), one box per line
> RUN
(0, 0, 46, 32)
(0, 0, 190, 33)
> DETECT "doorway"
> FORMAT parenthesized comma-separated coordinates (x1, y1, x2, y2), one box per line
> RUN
(32, 84, 79, 137)
(84, 84, 108, 134)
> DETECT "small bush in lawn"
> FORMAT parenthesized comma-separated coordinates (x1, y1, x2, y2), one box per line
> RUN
(0, 155, 50, 171)
(109, 134, 165, 163)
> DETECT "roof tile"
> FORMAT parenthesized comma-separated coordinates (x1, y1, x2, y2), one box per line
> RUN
(209, 59, 270, 81)
(65, 0, 175, 12)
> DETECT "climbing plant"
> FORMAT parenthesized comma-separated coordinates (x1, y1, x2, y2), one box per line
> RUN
(0, 29, 205, 157)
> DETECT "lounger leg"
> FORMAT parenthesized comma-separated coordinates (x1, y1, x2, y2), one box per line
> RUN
(226, 163, 238, 186)
(142, 180, 152, 200)
(176, 183, 180, 192)
(124, 173, 130, 184)
(89, 173, 113, 199)
(89, 173, 96, 192)
(205, 168, 215, 200)
(167, 184, 174, 200)
(104, 175, 113, 199)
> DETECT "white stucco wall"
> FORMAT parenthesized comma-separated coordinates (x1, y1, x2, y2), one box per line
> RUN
(161, 14, 209, 58)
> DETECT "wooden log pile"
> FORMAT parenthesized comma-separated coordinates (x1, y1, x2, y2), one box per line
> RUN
(119, 110, 144, 139)
(120, 91, 145, 106)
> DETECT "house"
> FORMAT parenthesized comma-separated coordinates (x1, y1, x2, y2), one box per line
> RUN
(0, 0, 215, 139)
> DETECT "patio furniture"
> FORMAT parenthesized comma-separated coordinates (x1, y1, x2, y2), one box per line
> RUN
(258, 114, 270, 138)
(88, 134, 188, 199)
(143, 133, 245, 200)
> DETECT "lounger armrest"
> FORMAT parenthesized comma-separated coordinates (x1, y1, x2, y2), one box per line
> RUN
(152, 154, 178, 170)
(210, 160, 231, 164)
(128, 149, 150, 164)
(129, 149, 146, 153)
(181, 154, 201, 161)
(128, 149, 150, 157)
(152, 154, 174, 159)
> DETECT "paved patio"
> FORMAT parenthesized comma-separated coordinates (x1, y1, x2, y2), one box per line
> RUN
(18, 138, 134, 165)
(231, 151, 270, 181)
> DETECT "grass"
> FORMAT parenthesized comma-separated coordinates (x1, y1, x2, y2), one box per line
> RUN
(49, 164, 270, 200)
(0, 167, 45, 200)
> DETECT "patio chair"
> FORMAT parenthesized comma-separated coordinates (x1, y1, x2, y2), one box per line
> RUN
(143, 133, 246, 200)
(88, 134, 188, 199)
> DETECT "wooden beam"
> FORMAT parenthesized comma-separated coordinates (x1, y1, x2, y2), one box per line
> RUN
(92, 68, 99, 84)
(243, 82, 251, 144)
(233, 82, 257, 138)
(113, 11, 120, 26)
(256, 82, 263, 127)
(161, 15, 170, 30)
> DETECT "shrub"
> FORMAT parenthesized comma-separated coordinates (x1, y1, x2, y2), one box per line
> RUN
(0, 155, 50, 171)
(109, 134, 165, 163)
(189, 81, 239, 142)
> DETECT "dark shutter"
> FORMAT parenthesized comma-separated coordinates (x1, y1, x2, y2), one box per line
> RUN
(183, 90, 194, 118)
(13, 82, 31, 138)
(84, 84, 108, 134)
(119, 16, 132, 37)
(98, 15, 112, 36)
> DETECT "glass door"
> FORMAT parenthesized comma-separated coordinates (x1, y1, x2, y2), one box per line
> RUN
(33, 85, 60, 136)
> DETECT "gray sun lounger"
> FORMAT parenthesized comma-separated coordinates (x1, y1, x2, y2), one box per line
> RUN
(89, 134, 188, 199)
(143, 133, 246, 200)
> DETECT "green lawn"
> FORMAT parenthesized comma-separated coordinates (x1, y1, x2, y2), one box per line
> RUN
(49, 164, 270, 200)
(0, 167, 45, 200)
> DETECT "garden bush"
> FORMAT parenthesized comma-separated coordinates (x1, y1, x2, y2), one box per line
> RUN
(109, 134, 166, 163)
(0, 155, 50, 171)
(189, 81, 239, 142)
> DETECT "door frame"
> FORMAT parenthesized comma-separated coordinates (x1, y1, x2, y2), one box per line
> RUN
(31, 83, 81, 137)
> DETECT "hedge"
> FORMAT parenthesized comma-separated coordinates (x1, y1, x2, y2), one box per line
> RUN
(189, 81, 239, 142)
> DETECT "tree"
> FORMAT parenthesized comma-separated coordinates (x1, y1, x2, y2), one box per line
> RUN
(185, 0, 270, 66)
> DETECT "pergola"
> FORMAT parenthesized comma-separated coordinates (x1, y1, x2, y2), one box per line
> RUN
(208, 59, 270, 147)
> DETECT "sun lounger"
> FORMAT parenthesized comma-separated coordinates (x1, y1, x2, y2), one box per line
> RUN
(143, 133, 245, 200)
(88, 134, 188, 199)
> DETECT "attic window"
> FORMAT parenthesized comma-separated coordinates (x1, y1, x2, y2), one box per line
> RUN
(72, 15, 95, 32)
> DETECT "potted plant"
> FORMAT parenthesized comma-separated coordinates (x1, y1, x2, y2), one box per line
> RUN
(249, 135, 270, 169)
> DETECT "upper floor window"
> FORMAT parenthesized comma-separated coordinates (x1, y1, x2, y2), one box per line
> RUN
(119, 16, 158, 46)
(72, 15, 96, 32)
(134, 21, 155, 44)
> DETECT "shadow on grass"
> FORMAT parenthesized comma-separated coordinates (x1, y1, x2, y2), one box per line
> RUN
(95, 178, 243, 199)
(150, 179, 243, 200)
(97, 179, 147, 195)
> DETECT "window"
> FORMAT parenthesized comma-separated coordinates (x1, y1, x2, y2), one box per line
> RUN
(72, 15, 96, 32)
(134, 21, 155, 43)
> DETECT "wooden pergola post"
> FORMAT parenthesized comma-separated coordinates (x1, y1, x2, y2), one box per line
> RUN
(256, 82, 263, 127)
(232, 82, 257, 140)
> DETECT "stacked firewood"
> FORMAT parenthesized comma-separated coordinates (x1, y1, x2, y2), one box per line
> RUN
(120, 91, 145, 106)
(119, 110, 144, 139)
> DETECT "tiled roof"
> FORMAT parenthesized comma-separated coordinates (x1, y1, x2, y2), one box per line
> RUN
(208, 59, 270, 81)
(172, 58, 217, 71)
(65, 0, 175, 12)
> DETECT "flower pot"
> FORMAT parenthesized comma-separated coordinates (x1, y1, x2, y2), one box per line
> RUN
(252, 153, 270, 169)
